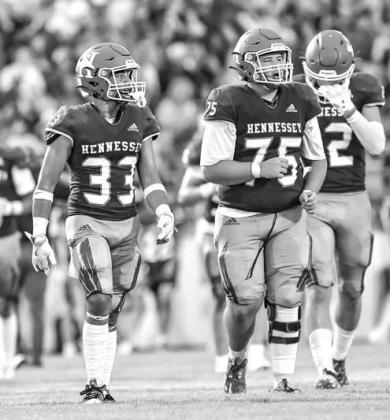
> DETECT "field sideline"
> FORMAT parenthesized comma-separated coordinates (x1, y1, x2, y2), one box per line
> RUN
(0, 343, 389, 420)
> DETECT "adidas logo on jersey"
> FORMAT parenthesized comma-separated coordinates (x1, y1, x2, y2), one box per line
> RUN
(286, 104, 297, 113)
(127, 123, 139, 132)
(224, 217, 239, 226)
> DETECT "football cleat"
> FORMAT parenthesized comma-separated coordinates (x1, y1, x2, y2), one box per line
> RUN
(224, 358, 247, 394)
(102, 386, 116, 403)
(80, 379, 105, 404)
(273, 378, 301, 393)
(315, 369, 339, 389)
(333, 358, 349, 387)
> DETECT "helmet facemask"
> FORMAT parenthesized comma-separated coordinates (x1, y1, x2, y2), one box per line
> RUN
(99, 60, 146, 107)
(234, 45, 293, 87)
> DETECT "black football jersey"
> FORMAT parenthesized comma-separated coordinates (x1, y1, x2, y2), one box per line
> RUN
(45, 103, 160, 221)
(295, 72, 385, 192)
(203, 82, 321, 213)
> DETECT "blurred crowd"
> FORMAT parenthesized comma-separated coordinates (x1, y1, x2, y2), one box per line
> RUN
(1, 0, 390, 368)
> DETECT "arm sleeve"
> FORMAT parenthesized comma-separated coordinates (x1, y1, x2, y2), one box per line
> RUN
(200, 120, 237, 166)
(301, 117, 325, 160)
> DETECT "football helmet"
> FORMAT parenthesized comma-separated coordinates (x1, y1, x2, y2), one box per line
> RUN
(303, 30, 355, 95)
(75, 42, 146, 107)
(231, 28, 293, 87)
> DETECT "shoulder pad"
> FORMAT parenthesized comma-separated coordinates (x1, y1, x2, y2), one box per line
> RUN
(44, 105, 81, 145)
(204, 85, 236, 123)
(350, 72, 385, 106)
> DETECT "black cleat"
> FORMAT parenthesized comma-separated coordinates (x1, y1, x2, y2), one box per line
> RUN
(224, 358, 247, 394)
(274, 378, 301, 393)
(315, 369, 339, 389)
(333, 358, 349, 386)
(80, 379, 105, 404)
(102, 386, 116, 403)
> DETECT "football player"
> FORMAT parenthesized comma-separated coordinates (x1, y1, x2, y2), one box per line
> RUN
(200, 28, 327, 393)
(178, 133, 270, 373)
(0, 152, 35, 379)
(178, 134, 228, 372)
(298, 30, 386, 388)
(29, 43, 175, 403)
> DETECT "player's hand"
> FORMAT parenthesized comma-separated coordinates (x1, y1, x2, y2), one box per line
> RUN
(260, 157, 289, 179)
(299, 189, 317, 214)
(156, 208, 175, 244)
(318, 84, 354, 115)
(25, 232, 57, 275)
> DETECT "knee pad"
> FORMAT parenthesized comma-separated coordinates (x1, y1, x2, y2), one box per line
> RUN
(69, 231, 112, 295)
(267, 302, 301, 344)
(86, 293, 112, 323)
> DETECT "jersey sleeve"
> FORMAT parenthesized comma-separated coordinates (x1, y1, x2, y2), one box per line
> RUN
(44, 106, 75, 146)
(142, 106, 160, 142)
(352, 72, 385, 107)
(203, 87, 236, 124)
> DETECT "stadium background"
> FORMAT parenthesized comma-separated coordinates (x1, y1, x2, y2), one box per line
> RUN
(1, 0, 390, 357)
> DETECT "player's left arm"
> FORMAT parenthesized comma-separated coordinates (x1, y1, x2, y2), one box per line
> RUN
(319, 80, 386, 155)
(299, 116, 327, 213)
(137, 138, 175, 244)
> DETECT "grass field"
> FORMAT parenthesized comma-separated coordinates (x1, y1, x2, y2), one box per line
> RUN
(0, 343, 389, 420)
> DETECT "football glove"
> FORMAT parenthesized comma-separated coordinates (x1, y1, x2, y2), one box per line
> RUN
(25, 232, 57, 275)
(318, 84, 354, 114)
(156, 206, 175, 245)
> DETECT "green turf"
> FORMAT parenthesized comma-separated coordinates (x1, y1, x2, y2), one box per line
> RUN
(0, 343, 389, 419)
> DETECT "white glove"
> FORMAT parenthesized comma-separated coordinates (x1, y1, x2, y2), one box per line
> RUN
(318, 84, 354, 114)
(0, 198, 8, 228)
(25, 232, 57, 275)
(155, 205, 175, 244)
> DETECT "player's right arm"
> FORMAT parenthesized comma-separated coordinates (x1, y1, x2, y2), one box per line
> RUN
(200, 88, 288, 185)
(30, 136, 71, 274)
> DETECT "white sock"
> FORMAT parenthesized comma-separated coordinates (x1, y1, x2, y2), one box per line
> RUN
(228, 346, 247, 361)
(270, 307, 299, 387)
(102, 330, 117, 387)
(309, 328, 333, 375)
(332, 325, 356, 361)
(82, 321, 109, 386)
(3, 310, 17, 368)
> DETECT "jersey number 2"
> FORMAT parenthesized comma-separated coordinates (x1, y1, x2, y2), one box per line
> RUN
(326, 122, 353, 167)
(82, 156, 137, 205)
